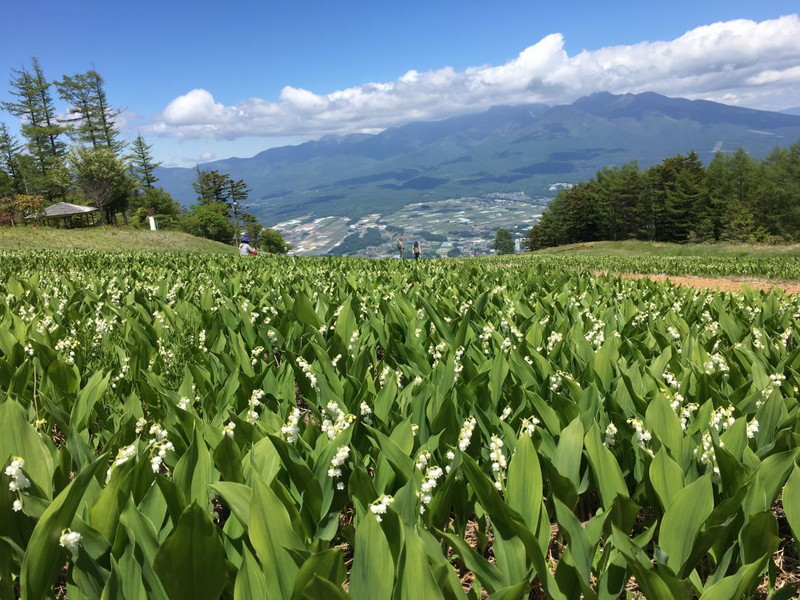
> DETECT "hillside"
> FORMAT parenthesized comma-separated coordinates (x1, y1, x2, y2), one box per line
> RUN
(0, 226, 237, 254)
(156, 91, 800, 227)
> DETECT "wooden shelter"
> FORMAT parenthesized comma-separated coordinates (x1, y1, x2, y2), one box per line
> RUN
(26, 202, 100, 228)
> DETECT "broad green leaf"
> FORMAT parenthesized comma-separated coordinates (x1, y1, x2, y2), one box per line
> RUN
(248, 476, 301, 599)
(783, 465, 800, 542)
(659, 474, 713, 576)
(20, 455, 107, 600)
(234, 547, 266, 600)
(0, 399, 54, 498)
(649, 448, 684, 512)
(350, 514, 394, 600)
(152, 503, 228, 600)
(506, 434, 543, 530)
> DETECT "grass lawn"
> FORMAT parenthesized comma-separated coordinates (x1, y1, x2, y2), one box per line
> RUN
(534, 240, 800, 258)
(0, 225, 237, 254)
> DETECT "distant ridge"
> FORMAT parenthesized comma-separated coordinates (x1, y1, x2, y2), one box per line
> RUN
(156, 92, 800, 222)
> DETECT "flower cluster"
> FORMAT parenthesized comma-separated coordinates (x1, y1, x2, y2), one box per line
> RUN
(458, 417, 477, 452)
(603, 422, 618, 447)
(419, 465, 444, 513)
(546, 331, 563, 353)
(147, 424, 174, 473)
(107, 444, 137, 480)
(370, 494, 394, 522)
(520, 415, 540, 437)
(59, 529, 82, 552)
(453, 346, 465, 382)
(296, 356, 318, 390)
(247, 389, 266, 423)
(321, 402, 356, 440)
(627, 418, 653, 456)
(704, 353, 729, 376)
(489, 435, 507, 490)
(5, 457, 30, 512)
(250, 346, 265, 366)
(281, 407, 302, 442)
(328, 445, 350, 490)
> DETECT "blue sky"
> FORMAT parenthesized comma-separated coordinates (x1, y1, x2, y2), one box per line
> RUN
(2, 1, 799, 167)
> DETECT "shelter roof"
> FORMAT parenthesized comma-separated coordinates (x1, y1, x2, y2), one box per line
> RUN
(28, 202, 99, 219)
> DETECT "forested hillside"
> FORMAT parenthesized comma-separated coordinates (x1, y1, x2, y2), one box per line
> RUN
(524, 142, 800, 249)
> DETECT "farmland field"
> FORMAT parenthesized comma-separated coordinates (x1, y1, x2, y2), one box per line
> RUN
(1, 249, 800, 599)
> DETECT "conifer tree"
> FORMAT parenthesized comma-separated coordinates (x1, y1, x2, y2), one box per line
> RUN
(55, 69, 123, 152)
(0, 122, 25, 194)
(128, 133, 161, 189)
(2, 58, 67, 197)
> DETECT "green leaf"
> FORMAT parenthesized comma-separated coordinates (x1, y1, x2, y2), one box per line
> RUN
(440, 531, 509, 594)
(69, 371, 111, 432)
(552, 417, 584, 490)
(173, 425, 212, 507)
(649, 448, 684, 512)
(209, 481, 251, 527)
(506, 434, 543, 531)
(291, 548, 346, 600)
(248, 476, 301, 599)
(659, 474, 713, 576)
(234, 547, 266, 600)
(152, 503, 228, 600)
(350, 514, 394, 600)
(20, 454, 107, 600)
(611, 526, 692, 600)
(783, 464, 800, 542)
(738, 511, 779, 564)
(583, 423, 628, 509)
(699, 556, 769, 600)
(487, 580, 530, 600)
(399, 523, 442, 600)
(0, 399, 54, 498)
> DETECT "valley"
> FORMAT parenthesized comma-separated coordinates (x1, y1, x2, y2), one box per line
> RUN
(274, 193, 547, 257)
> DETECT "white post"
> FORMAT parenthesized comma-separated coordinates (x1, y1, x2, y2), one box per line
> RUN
(149, 216, 157, 231)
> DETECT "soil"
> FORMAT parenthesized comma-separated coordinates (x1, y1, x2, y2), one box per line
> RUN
(598, 271, 800, 294)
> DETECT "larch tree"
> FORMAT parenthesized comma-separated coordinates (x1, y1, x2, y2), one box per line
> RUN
(2, 58, 67, 198)
(55, 69, 123, 153)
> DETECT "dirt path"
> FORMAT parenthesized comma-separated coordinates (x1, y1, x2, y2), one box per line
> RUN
(597, 271, 800, 294)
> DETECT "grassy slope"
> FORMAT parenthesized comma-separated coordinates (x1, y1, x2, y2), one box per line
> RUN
(534, 240, 800, 258)
(0, 226, 237, 254)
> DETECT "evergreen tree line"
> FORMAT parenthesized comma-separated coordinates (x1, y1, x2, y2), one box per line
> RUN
(524, 142, 800, 250)
(0, 57, 288, 252)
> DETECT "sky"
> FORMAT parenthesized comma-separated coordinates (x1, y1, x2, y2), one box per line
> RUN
(2, 1, 800, 168)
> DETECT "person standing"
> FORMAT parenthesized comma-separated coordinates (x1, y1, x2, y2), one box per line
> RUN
(396, 238, 405, 259)
(413, 241, 421, 260)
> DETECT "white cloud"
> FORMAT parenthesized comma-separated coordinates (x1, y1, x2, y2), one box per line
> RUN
(146, 15, 800, 142)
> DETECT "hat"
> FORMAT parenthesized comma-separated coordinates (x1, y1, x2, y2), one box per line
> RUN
(241, 236, 250, 243)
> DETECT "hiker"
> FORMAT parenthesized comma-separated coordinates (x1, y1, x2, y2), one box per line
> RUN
(413, 241, 421, 260)
(396, 238, 405, 259)
(238, 236, 256, 256)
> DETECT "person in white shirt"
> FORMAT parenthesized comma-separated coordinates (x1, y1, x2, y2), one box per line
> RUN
(238, 236, 256, 256)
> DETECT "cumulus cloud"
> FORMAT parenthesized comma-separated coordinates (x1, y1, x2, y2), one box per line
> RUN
(146, 15, 800, 142)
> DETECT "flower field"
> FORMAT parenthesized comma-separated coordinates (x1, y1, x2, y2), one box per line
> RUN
(1, 249, 800, 599)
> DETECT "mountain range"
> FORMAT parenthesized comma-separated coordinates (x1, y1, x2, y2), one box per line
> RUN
(156, 92, 800, 229)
